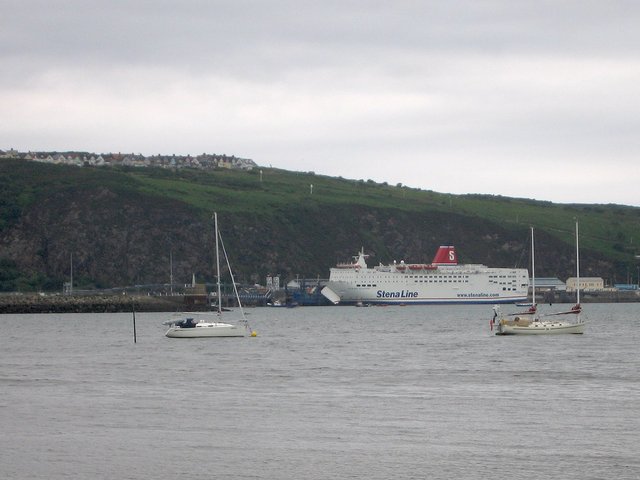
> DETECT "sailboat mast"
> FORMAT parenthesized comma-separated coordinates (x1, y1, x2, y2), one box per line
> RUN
(218, 229, 251, 332)
(576, 220, 580, 305)
(531, 226, 535, 305)
(214, 212, 222, 315)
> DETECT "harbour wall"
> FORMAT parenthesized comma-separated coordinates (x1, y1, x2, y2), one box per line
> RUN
(0, 294, 185, 314)
(0, 290, 637, 314)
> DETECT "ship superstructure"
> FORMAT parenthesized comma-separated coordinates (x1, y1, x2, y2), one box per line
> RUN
(321, 246, 529, 305)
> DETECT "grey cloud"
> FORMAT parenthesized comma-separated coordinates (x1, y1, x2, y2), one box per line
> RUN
(2, 1, 639, 204)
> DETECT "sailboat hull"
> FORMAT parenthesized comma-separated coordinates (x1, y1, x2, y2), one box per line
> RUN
(496, 321, 585, 335)
(165, 322, 246, 338)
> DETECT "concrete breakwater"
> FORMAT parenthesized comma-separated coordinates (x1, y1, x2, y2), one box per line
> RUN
(1, 290, 637, 314)
(0, 294, 186, 314)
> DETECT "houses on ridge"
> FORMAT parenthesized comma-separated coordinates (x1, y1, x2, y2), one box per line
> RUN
(0, 148, 257, 171)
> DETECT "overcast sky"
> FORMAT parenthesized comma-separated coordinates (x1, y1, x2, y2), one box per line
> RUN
(2, 1, 639, 205)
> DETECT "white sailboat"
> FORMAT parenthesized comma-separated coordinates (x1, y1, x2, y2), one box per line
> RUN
(165, 213, 256, 338)
(492, 222, 585, 335)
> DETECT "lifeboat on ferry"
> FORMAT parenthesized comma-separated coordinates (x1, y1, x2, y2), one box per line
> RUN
(336, 263, 361, 269)
(408, 264, 424, 270)
(395, 264, 407, 271)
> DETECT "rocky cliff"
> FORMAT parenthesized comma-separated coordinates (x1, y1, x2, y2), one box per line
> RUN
(0, 159, 633, 291)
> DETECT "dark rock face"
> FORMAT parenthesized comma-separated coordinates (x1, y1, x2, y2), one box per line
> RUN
(0, 161, 617, 292)
(2, 187, 212, 288)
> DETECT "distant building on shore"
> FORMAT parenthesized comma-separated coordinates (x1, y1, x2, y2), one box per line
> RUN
(566, 277, 605, 292)
(533, 277, 566, 292)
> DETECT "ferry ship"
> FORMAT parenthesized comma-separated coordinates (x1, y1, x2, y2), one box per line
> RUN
(321, 246, 529, 305)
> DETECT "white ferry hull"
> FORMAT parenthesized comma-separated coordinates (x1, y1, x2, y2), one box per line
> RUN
(322, 280, 527, 305)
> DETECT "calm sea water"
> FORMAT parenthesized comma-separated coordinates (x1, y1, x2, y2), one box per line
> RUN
(1, 304, 639, 479)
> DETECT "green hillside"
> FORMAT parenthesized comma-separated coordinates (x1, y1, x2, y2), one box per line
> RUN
(129, 165, 640, 263)
(1, 158, 639, 292)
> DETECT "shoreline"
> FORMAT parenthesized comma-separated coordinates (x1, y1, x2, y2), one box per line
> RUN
(0, 294, 186, 314)
(0, 291, 638, 314)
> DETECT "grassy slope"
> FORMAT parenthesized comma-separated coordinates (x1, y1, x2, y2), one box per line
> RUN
(1, 159, 639, 287)
(128, 166, 640, 264)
